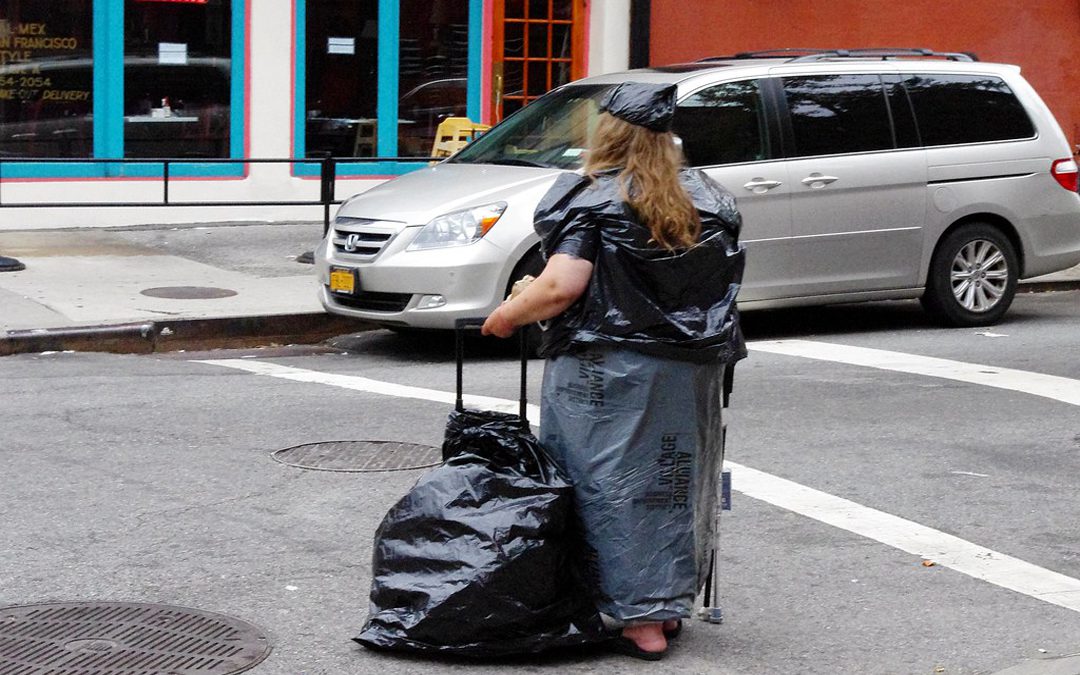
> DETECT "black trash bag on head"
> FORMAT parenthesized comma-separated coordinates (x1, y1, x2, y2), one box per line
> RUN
(354, 406, 606, 657)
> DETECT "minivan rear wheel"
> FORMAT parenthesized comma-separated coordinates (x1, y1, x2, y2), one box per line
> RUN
(921, 223, 1018, 327)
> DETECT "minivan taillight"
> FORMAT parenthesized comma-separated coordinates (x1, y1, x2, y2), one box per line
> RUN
(1051, 158, 1079, 191)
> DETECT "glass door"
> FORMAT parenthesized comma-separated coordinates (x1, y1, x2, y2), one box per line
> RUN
(124, 0, 233, 159)
(491, 0, 584, 121)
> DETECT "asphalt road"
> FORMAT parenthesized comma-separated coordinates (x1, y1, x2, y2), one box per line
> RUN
(2, 290, 1079, 674)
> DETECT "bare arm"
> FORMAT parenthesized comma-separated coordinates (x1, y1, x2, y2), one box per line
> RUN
(481, 253, 593, 338)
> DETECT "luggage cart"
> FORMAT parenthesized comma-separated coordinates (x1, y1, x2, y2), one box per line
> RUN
(699, 365, 734, 624)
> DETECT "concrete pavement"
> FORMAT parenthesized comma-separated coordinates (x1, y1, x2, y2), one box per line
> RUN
(0, 222, 374, 355)
(1, 220, 1079, 356)
(3, 225, 1080, 672)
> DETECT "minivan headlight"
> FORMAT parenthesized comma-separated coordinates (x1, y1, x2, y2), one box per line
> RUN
(407, 202, 507, 251)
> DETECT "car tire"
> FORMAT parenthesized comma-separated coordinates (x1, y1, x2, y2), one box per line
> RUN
(506, 248, 546, 356)
(921, 223, 1018, 327)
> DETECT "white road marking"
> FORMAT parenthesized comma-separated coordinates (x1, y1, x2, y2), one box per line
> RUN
(732, 464, 1080, 613)
(747, 339, 1080, 407)
(196, 358, 536, 418)
(197, 354, 1080, 613)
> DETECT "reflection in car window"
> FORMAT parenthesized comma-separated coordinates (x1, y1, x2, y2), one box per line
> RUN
(903, 73, 1035, 146)
(783, 74, 894, 157)
(673, 79, 768, 167)
(449, 84, 610, 169)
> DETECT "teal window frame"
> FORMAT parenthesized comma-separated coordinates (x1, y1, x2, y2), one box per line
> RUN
(293, 0, 483, 177)
(3, 0, 247, 179)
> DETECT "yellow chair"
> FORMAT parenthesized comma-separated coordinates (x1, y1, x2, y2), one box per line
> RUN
(431, 117, 491, 159)
(352, 119, 377, 157)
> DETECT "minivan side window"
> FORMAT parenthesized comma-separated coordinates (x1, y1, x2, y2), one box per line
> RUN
(903, 73, 1035, 146)
(883, 74, 920, 149)
(673, 79, 769, 167)
(782, 74, 893, 157)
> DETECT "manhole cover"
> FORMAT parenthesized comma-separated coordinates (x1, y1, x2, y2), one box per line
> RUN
(0, 602, 270, 674)
(272, 440, 442, 472)
(140, 286, 238, 299)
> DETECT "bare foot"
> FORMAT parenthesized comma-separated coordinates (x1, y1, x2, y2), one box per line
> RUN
(622, 622, 667, 653)
(663, 618, 680, 634)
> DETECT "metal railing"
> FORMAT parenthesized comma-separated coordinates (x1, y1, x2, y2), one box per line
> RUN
(0, 155, 431, 234)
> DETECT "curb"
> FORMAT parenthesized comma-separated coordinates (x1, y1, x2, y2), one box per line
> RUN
(1, 281, 1074, 358)
(0, 313, 376, 357)
(1017, 279, 1080, 294)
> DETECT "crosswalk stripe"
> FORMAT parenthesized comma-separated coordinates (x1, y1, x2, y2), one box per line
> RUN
(195, 358, 538, 418)
(195, 355, 1080, 613)
(731, 463, 1080, 611)
(747, 339, 1080, 407)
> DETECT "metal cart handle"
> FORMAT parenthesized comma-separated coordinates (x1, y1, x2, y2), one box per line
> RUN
(454, 318, 529, 424)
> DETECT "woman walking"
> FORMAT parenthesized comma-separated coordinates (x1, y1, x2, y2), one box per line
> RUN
(482, 81, 746, 660)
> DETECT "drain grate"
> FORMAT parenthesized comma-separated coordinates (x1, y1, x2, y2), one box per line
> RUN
(272, 440, 442, 473)
(140, 286, 238, 299)
(0, 602, 270, 674)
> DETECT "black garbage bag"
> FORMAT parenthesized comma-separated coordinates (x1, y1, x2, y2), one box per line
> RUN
(533, 166, 747, 365)
(354, 328, 605, 657)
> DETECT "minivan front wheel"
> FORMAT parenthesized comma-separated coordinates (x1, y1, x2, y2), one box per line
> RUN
(921, 223, 1018, 327)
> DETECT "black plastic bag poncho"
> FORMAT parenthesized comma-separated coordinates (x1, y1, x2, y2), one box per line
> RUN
(540, 348, 725, 622)
(354, 407, 604, 657)
(535, 168, 747, 364)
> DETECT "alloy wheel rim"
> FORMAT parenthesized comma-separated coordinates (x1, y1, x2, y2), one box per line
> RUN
(950, 239, 1009, 312)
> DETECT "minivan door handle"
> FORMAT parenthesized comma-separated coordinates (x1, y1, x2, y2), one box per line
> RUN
(743, 178, 783, 194)
(801, 173, 839, 188)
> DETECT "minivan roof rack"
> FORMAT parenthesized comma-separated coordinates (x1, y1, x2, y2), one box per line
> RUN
(696, 48, 978, 63)
(697, 49, 832, 61)
(790, 48, 978, 62)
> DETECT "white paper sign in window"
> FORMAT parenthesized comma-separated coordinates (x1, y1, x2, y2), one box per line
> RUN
(327, 37, 355, 55)
(158, 42, 188, 65)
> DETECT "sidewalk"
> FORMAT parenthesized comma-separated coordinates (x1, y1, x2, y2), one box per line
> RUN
(0, 222, 374, 355)
(1, 221, 1079, 356)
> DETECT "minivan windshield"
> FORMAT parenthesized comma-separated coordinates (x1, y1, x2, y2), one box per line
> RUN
(449, 84, 612, 169)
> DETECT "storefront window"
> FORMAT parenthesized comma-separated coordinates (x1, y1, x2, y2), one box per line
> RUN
(124, 0, 232, 159)
(397, 0, 468, 157)
(0, 0, 94, 158)
(296, 0, 481, 170)
(304, 0, 379, 158)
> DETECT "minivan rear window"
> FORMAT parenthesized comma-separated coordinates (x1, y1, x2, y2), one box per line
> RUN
(782, 74, 894, 157)
(903, 73, 1035, 146)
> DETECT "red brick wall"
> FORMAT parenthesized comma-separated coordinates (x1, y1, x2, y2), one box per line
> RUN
(649, 1, 1080, 151)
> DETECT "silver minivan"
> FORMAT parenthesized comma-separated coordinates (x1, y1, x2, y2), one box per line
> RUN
(316, 49, 1080, 329)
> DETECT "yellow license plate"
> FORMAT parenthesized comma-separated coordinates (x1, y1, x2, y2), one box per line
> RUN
(329, 267, 356, 294)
